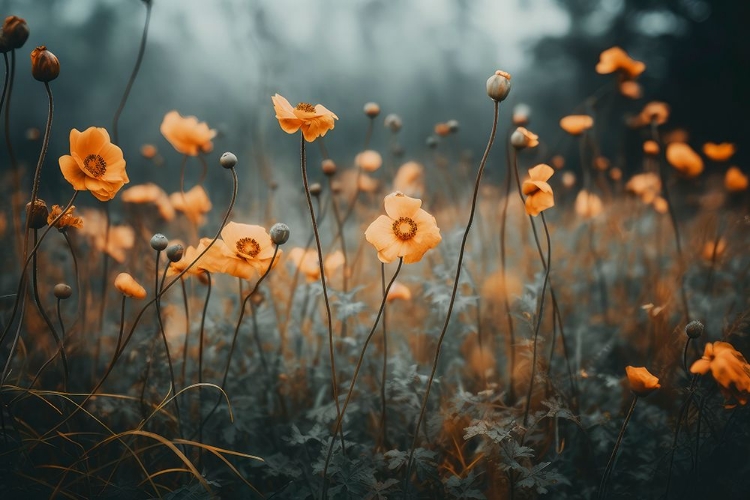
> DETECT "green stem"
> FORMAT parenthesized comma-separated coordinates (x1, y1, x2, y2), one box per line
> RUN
(598, 395, 638, 499)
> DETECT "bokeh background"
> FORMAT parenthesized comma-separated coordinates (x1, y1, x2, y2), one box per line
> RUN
(1, 0, 748, 207)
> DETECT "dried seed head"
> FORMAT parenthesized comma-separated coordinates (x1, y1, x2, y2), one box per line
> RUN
(2, 16, 29, 50)
(220, 151, 237, 169)
(685, 320, 704, 339)
(270, 223, 290, 245)
(363, 102, 380, 118)
(150, 233, 169, 252)
(486, 70, 511, 102)
(26, 199, 49, 229)
(166, 244, 184, 262)
(54, 283, 73, 300)
(30, 46, 60, 82)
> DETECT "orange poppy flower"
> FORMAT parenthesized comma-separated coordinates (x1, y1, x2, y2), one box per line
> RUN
(561, 171, 576, 188)
(288, 247, 321, 282)
(114, 273, 147, 299)
(386, 281, 412, 302)
(169, 185, 212, 225)
(666, 142, 704, 177)
(324, 250, 345, 279)
(393, 161, 425, 198)
(574, 190, 603, 218)
(140, 144, 158, 159)
(220, 222, 281, 276)
(625, 366, 660, 397)
(691, 342, 750, 406)
(619, 80, 642, 99)
(522, 164, 555, 216)
(59, 127, 129, 202)
(355, 150, 383, 172)
(725, 166, 748, 192)
(703, 142, 735, 162)
(78, 208, 135, 263)
(643, 140, 660, 156)
(47, 204, 83, 230)
(271, 93, 338, 142)
(559, 115, 594, 136)
(160, 111, 216, 156)
(364, 192, 442, 264)
(434, 122, 451, 137)
(652, 196, 668, 214)
(595, 46, 645, 79)
(625, 172, 661, 204)
(122, 183, 176, 221)
(510, 127, 539, 149)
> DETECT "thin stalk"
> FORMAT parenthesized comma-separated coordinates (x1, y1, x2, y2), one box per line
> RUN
(598, 395, 638, 499)
(380, 263, 389, 448)
(62, 231, 82, 334)
(404, 100, 500, 489)
(179, 277, 190, 389)
(112, 0, 152, 144)
(94, 203, 111, 375)
(500, 128, 517, 403)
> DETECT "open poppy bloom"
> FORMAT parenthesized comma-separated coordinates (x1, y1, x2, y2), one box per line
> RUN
(122, 183, 176, 221)
(169, 185, 212, 226)
(160, 111, 216, 156)
(625, 172, 661, 204)
(114, 273, 147, 300)
(272, 93, 338, 142)
(725, 166, 748, 192)
(559, 115, 593, 136)
(221, 222, 281, 276)
(59, 127, 129, 201)
(364, 192, 441, 264)
(595, 46, 645, 79)
(79, 208, 135, 263)
(522, 164, 555, 216)
(666, 142, 704, 177)
(691, 342, 750, 406)
(625, 366, 660, 397)
(703, 142, 735, 162)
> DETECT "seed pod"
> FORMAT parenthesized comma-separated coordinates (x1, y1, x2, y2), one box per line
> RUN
(31, 46, 60, 82)
(486, 70, 511, 102)
(166, 244, 184, 262)
(220, 151, 237, 169)
(685, 320, 704, 339)
(54, 283, 73, 300)
(150, 233, 169, 251)
(270, 223, 290, 245)
(26, 199, 49, 229)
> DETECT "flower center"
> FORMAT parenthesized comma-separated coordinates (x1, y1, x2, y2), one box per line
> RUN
(392, 217, 418, 241)
(237, 237, 261, 258)
(296, 102, 316, 113)
(83, 154, 107, 178)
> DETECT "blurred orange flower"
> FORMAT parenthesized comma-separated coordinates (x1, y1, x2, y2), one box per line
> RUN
(393, 161, 425, 198)
(160, 111, 216, 156)
(725, 166, 748, 192)
(703, 142, 735, 162)
(619, 80, 642, 99)
(701, 238, 726, 261)
(364, 191, 441, 264)
(574, 190, 603, 218)
(272, 93, 338, 142)
(324, 250, 345, 279)
(59, 127, 129, 202)
(288, 247, 320, 282)
(79, 208, 135, 263)
(387, 281, 412, 302)
(652, 196, 668, 214)
(140, 144, 158, 159)
(691, 342, 750, 406)
(434, 122, 451, 137)
(666, 142, 704, 177)
(170, 185, 212, 226)
(510, 127, 539, 149)
(631, 101, 670, 128)
(221, 222, 281, 276)
(122, 183, 176, 221)
(626, 172, 661, 204)
(625, 366, 660, 397)
(522, 164, 555, 216)
(559, 115, 593, 136)
(643, 140, 660, 156)
(47, 204, 83, 230)
(355, 150, 383, 172)
(114, 273, 147, 299)
(596, 46, 645, 79)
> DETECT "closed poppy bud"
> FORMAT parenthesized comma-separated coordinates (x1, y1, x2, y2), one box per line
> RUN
(625, 366, 660, 397)
(31, 46, 60, 82)
(270, 223, 290, 245)
(150, 233, 168, 251)
(486, 70, 511, 102)
(309, 183, 322, 197)
(446, 119, 459, 133)
(53, 283, 73, 300)
(166, 244, 184, 262)
(26, 199, 49, 229)
(220, 152, 237, 169)
(321, 159, 336, 176)
(363, 102, 380, 118)
(685, 320, 704, 339)
(3, 16, 29, 50)
(384, 114, 402, 133)
(114, 273, 147, 299)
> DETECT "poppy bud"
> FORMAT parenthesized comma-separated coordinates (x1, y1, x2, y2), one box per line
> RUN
(426, 136, 438, 149)
(150, 233, 168, 251)
(510, 127, 539, 150)
(309, 183, 322, 197)
(54, 283, 73, 300)
(363, 102, 380, 118)
(384, 114, 402, 133)
(513, 103, 531, 126)
(166, 244, 184, 262)
(31, 46, 60, 82)
(321, 159, 336, 176)
(446, 119, 459, 133)
(685, 320, 704, 339)
(26, 199, 49, 229)
(486, 70, 511, 102)
(270, 223, 290, 245)
(114, 273, 147, 300)
(220, 151, 237, 169)
(2, 16, 29, 50)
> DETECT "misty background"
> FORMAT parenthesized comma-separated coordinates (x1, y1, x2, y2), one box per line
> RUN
(1, 0, 747, 220)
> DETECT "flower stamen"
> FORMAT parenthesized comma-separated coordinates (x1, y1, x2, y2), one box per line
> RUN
(236, 237, 261, 257)
(392, 217, 418, 241)
(295, 102, 316, 113)
(83, 154, 107, 178)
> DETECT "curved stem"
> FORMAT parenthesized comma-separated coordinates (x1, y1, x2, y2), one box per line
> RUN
(112, 0, 152, 144)
(404, 100, 500, 489)
(179, 277, 190, 389)
(380, 263, 388, 448)
(598, 395, 638, 499)
(322, 259, 403, 496)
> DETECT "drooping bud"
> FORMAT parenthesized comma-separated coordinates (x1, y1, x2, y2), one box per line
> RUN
(270, 223, 290, 245)
(220, 151, 237, 169)
(150, 233, 168, 251)
(26, 199, 49, 229)
(31, 46, 60, 82)
(2, 16, 29, 50)
(486, 70, 511, 102)
(363, 102, 380, 118)
(53, 283, 73, 300)
(166, 244, 184, 262)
